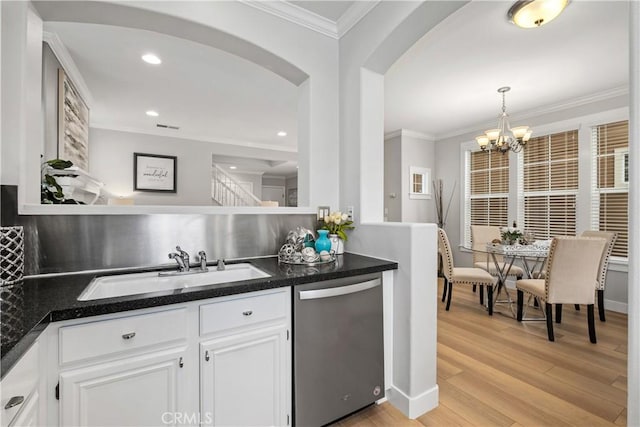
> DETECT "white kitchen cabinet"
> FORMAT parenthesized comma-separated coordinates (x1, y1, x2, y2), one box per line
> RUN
(201, 326, 289, 426)
(41, 287, 291, 427)
(59, 347, 188, 427)
(0, 342, 40, 427)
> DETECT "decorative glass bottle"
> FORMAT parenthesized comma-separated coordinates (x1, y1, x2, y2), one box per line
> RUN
(314, 230, 331, 253)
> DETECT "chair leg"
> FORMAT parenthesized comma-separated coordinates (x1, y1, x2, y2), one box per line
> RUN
(545, 303, 555, 342)
(598, 289, 606, 322)
(472, 284, 477, 293)
(487, 285, 493, 316)
(441, 278, 448, 302)
(588, 304, 597, 343)
(555, 304, 563, 324)
(574, 304, 580, 311)
(479, 285, 484, 305)
(445, 281, 453, 311)
(516, 290, 524, 321)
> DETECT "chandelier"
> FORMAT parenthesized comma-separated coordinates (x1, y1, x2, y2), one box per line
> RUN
(475, 87, 532, 154)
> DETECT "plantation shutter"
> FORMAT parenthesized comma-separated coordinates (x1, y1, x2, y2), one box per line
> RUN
(465, 150, 509, 245)
(592, 121, 629, 258)
(522, 130, 578, 239)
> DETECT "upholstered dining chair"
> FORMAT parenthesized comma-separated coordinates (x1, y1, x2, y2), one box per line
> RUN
(516, 236, 607, 343)
(580, 230, 617, 322)
(438, 228, 497, 315)
(470, 225, 524, 304)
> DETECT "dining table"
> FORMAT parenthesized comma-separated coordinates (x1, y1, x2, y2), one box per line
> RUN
(462, 242, 550, 318)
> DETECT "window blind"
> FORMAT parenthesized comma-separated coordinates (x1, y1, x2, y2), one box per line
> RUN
(521, 130, 578, 240)
(592, 120, 629, 258)
(464, 150, 509, 245)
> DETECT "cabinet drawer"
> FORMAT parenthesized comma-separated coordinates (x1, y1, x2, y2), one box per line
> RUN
(1, 342, 39, 427)
(200, 289, 288, 336)
(59, 308, 187, 365)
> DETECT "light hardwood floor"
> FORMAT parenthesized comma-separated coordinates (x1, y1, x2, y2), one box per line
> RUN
(333, 279, 628, 427)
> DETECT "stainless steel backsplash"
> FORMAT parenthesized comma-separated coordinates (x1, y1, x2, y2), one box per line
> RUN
(1, 186, 315, 275)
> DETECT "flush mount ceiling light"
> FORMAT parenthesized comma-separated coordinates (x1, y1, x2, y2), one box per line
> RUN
(277, 131, 287, 137)
(508, 0, 570, 28)
(141, 53, 162, 65)
(145, 110, 159, 117)
(475, 87, 532, 154)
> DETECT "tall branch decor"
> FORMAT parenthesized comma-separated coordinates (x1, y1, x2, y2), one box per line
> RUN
(432, 179, 456, 229)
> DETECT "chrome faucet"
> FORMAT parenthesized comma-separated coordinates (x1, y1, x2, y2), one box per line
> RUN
(168, 252, 187, 272)
(198, 251, 209, 272)
(217, 259, 226, 271)
(169, 246, 190, 272)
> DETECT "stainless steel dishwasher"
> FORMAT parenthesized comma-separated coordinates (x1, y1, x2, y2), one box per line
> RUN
(293, 273, 384, 427)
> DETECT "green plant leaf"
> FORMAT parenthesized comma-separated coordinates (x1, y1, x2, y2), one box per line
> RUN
(338, 230, 348, 241)
(46, 159, 74, 170)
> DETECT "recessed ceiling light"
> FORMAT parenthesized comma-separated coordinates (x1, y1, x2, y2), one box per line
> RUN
(146, 110, 159, 117)
(141, 53, 162, 65)
(229, 166, 237, 170)
(277, 131, 287, 137)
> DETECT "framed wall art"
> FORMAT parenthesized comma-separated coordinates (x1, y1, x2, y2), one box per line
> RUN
(133, 153, 177, 192)
(58, 69, 90, 171)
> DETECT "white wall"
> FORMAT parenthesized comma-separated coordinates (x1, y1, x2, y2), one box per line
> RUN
(401, 133, 435, 223)
(384, 131, 436, 223)
(384, 135, 402, 221)
(433, 96, 630, 309)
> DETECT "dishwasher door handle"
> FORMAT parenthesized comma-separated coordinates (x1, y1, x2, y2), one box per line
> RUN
(299, 278, 381, 300)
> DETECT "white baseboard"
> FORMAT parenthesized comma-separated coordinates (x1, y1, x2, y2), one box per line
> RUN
(604, 299, 628, 314)
(387, 384, 439, 419)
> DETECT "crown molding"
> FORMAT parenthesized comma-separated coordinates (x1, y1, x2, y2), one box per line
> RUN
(240, 0, 338, 39)
(239, 1, 378, 39)
(384, 129, 435, 141)
(337, 1, 380, 38)
(43, 31, 94, 107)
(435, 86, 630, 140)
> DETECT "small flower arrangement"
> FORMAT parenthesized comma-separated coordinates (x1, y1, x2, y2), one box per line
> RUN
(320, 211, 355, 241)
(501, 227, 523, 245)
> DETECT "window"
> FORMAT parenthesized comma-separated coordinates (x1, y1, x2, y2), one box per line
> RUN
(592, 120, 629, 258)
(464, 150, 509, 245)
(409, 166, 431, 199)
(519, 130, 578, 240)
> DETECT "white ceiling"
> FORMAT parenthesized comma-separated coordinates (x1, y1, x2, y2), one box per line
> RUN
(45, 21, 299, 175)
(384, 1, 629, 139)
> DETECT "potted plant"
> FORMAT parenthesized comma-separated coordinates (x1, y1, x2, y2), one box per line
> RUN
(501, 226, 523, 245)
(41, 158, 84, 204)
(319, 211, 355, 254)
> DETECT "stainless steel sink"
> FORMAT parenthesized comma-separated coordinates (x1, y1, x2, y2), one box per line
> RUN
(78, 263, 271, 301)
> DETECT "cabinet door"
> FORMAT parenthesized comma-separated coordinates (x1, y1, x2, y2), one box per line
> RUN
(201, 326, 289, 427)
(59, 348, 188, 427)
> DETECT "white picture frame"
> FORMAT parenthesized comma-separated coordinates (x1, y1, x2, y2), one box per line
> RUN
(409, 166, 432, 199)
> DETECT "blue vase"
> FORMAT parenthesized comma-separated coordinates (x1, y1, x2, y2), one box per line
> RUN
(314, 230, 331, 253)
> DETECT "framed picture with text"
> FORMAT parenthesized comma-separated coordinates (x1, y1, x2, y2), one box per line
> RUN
(133, 153, 177, 192)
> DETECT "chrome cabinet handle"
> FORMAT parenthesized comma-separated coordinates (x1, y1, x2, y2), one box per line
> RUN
(179, 357, 184, 368)
(4, 396, 24, 410)
(122, 332, 136, 340)
(205, 350, 210, 361)
(242, 310, 253, 316)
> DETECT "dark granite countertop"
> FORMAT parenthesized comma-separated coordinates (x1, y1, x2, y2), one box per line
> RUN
(1, 253, 397, 379)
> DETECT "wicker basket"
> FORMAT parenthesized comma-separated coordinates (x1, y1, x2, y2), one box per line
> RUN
(1, 226, 25, 346)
